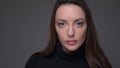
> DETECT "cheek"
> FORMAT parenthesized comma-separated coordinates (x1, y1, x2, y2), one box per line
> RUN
(56, 27, 67, 41)
(76, 29, 87, 41)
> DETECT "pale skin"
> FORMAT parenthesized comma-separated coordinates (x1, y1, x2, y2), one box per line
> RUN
(55, 4, 87, 53)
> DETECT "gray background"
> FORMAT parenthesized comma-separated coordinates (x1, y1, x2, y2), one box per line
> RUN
(0, 0, 120, 68)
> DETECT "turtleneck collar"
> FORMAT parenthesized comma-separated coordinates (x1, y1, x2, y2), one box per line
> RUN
(55, 42, 85, 62)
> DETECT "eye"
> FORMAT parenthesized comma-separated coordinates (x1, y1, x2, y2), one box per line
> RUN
(58, 22, 65, 27)
(75, 21, 83, 27)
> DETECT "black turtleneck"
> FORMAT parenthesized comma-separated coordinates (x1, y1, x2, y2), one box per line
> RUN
(25, 43, 90, 68)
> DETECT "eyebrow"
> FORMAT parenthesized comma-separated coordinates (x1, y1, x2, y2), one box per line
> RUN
(56, 19, 67, 23)
(74, 18, 85, 23)
(56, 18, 85, 23)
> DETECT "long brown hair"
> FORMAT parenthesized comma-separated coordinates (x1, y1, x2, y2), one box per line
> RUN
(37, 0, 112, 68)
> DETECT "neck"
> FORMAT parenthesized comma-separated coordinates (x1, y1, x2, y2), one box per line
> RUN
(56, 42, 85, 61)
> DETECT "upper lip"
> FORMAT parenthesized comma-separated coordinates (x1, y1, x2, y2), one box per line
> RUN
(67, 40, 77, 45)
(67, 40, 76, 42)
(66, 40, 77, 45)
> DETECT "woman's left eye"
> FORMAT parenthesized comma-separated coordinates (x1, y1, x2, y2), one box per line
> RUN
(76, 22, 83, 27)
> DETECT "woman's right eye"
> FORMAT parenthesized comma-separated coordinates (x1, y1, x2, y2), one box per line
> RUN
(58, 22, 65, 27)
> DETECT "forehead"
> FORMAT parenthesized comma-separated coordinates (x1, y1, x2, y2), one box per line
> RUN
(55, 4, 86, 20)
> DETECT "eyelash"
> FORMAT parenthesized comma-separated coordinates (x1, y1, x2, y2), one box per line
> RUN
(57, 21, 84, 28)
(76, 22, 84, 27)
(58, 22, 65, 27)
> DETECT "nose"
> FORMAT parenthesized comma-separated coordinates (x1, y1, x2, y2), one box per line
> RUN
(68, 26, 75, 38)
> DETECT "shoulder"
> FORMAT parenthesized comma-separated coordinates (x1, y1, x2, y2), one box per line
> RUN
(25, 53, 46, 68)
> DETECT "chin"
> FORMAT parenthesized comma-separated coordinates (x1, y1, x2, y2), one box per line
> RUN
(64, 46, 80, 53)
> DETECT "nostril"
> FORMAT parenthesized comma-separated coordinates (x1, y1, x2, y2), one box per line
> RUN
(67, 26, 75, 37)
(68, 30, 74, 37)
(68, 34, 74, 37)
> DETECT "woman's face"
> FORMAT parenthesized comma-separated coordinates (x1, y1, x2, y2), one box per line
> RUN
(55, 4, 87, 53)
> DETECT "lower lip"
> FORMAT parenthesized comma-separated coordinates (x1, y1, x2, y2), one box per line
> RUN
(67, 40, 77, 45)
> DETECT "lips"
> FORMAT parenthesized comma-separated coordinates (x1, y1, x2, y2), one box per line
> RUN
(66, 40, 77, 45)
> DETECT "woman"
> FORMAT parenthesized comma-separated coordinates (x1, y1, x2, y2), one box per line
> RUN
(25, 0, 112, 68)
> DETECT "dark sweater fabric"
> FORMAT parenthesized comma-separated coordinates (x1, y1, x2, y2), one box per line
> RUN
(25, 43, 90, 68)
